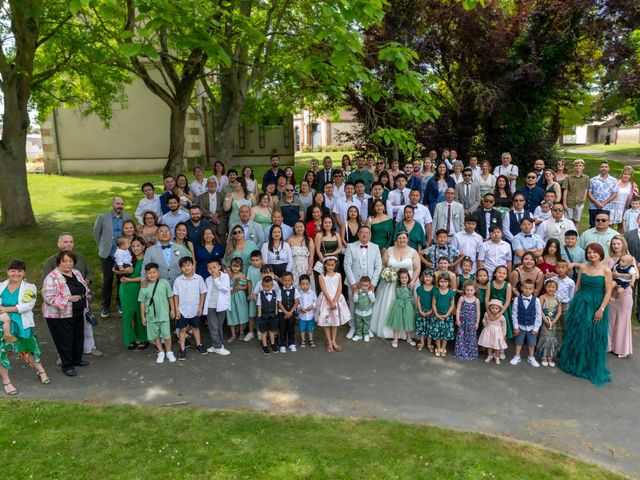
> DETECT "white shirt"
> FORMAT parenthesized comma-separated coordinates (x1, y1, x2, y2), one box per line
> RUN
(333, 182, 346, 198)
(204, 272, 231, 311)
(511, 295, 542, 332)
(255, 289, 279, 310)
(172, 273, 207, 318)
(395, 203, 433, 234)
(478, 240, 512, 278)
(452, 230, 483, 273)
(353, 194, 371, 221)
(253, 281, 281, 298)
(260, 242, 293, 271)
(493, 164, 519, 193)
(161, 209, 190, 235)
(470, 165, 481, 179)
(297, 289, 317, 321)
(214, 175, 228, 192)
(324, 194, 337, 211)
(207, 192, 218, 214)
(190, 179, 207, 197)
(536, 217, 576, 245)
(333, 197, 360, 222)
(114, 248, 132, 267)
(502, 209, 529, 242)
(135, 195, 162, 223)
(387, 188, 411, 218)
(533, 207, 552, 224)
(552, 275, 575, 304)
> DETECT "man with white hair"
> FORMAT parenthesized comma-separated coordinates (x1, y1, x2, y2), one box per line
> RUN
(493, 152, 518, 193)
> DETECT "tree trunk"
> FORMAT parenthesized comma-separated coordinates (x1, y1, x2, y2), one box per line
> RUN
(213, 104, 242, 165)
(0, 142, 37, 228)
(164, 103, 188, 178)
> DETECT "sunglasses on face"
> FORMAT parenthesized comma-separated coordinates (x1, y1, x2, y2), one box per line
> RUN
(527, 176, 536, 179)
(514, 199, 524, 202)
(285, 189, 294, 193)
(463, 173, 472, 177)
(233, 230, 243, 235)
(595, 218, 608, 222)
(552, 208, 563, 212)
(484, 199, 494, 203)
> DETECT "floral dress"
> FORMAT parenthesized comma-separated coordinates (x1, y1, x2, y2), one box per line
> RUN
(537, 295, 561, 359)
(454, 298, 479, 360)
(429, 289, 455, 340)
(291, 244, 311, 287)
(415, 285, 433, 337)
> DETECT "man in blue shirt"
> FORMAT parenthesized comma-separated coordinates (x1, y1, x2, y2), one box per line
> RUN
(261, 154, 285, 192)
(516, 172, 546, 213)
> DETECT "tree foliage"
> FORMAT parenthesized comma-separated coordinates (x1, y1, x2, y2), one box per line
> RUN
(348, 0, 613, 167)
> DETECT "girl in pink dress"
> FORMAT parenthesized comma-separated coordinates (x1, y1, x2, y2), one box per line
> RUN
(315, 257, 351, 353)
(478, 299, 508, 364)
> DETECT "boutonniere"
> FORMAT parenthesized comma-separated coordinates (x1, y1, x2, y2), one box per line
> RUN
(249, 233, 255, 240)
(22, 289, 35, 303)
(453, 212, 459, 218)
(491, 218, 497, 223)
(174, 249, 181, 256)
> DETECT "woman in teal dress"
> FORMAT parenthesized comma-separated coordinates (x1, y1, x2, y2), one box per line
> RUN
(224, 226, 258, 274)
(394, 205, 426, 252)
(0, 260, 49, 395)
(119, 238, 148, 349)
(227, 257, 249, 341)
(559, 243, 613, 386)
(368, 199, 394, 250)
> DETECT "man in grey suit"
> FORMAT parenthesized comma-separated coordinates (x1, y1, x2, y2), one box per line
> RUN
(235, 205, 265, 246)
(93, 197, 132, 317)
(197, 176, 228, 242)
(141, 224, 192, 286)
(455, 168, 481, 216)
(343, 225, 382, 340)
(624, 214, 640, 322)
(431, 188, 465, 240)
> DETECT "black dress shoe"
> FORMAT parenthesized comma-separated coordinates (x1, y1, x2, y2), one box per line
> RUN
(63, 368, 77, 377)
(74, 360, 90, 367)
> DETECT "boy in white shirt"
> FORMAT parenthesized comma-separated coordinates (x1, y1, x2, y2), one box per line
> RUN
(297, 274, 317, 348)
(509, 279, 542, 368)
(114, 237, 132, 270)
(550, 260, 575, 344)
(172, 257, 207, 360)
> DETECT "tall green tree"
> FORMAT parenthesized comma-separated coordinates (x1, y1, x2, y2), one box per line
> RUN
(0, 0, 127, 227)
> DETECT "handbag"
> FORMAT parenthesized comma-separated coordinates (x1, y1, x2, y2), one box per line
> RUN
(84, 308, 98, 327)
(313, 260, 324, 274)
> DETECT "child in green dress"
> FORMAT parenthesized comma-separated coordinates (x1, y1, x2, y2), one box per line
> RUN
(431, 273, 456, 357)
(245, 250, 263, 342)
(227, 257, 248, 341)
(385, 269, 416, 349)
(475, 268, 490, 337)
(416, 270, 434, 352)
(486, 265, 513, 360)
(138, 263, 176, 364)
(456, 257, 475, 296)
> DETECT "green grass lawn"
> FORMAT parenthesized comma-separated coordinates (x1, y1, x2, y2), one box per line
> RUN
(565, 143, 640, 157)
(0, 400, 622, 479)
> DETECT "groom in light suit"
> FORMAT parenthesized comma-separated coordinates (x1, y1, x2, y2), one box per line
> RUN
(343, 225, 382, 339)
(141, 224, 192, 286)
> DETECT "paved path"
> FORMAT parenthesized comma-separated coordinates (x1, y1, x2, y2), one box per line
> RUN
(9, 319, 640, 478)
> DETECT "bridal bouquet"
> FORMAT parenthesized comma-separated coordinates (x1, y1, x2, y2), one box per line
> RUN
(380, 266, 398, 283)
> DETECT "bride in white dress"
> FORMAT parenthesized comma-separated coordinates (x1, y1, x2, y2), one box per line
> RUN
(370, 231, 422, 339)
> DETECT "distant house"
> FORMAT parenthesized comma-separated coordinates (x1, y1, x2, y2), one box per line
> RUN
(40, 73, 294, 174)
(562, 116, 640, 145)
(293, 109, 360, 151)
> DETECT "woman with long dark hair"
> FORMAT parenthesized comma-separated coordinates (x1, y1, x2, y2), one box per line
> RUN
(424, 162, 456, 215)
(260, 225, 293, 281)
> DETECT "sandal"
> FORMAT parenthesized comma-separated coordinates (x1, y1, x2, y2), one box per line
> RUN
(299, 340, 306, 348)
(407, 339, 416, 347)
(391, 340, 398, 349)
(326, 344, 334, 353)
(136, 342, 149, 350)
(3, 382, 18, 396)
(333, 344, 343, 352)
(309, 340, 317, 348)
(435, 349, 441, 357)
(238, 334, 245, 342)
(417, 343, 424, 352)
(228, 336, 237, 344)
(427, 345, 434, 353)
(37, 371, 51, 384)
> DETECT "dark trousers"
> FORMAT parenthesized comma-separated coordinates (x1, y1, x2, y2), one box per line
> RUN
(588, 209, 597, 229)
(100, 256, 120, 308)
(46, 313, 84, 369)
(278, 313, 296, 347)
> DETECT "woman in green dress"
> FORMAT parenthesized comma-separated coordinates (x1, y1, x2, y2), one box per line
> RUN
(0, 259, 49, 395)
(394, 205, 426, 253)
(224, 177, 255, 229)
(367, 199, 394, 250)
(251, 193, 274, 232)
(119, 238, 148, 349)
(224, 226, 258, 274)
(559, 243, 613, 386)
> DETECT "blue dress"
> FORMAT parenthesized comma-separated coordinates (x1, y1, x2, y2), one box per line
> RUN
(454, 299, 478, 360)
(194, 243, 224, 279)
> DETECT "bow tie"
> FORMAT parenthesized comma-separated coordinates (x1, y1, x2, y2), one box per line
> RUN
(161, 244, 172, 250)
(524, 234, 532, 238)
(522, 296, 531, 301)
(360, 245, 368, 249)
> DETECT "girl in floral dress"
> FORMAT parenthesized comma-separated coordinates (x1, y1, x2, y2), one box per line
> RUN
(416, 271, 435, 352)
(537, 278, 561, 367)
(454, 281, 479, 360)
(430, 274, 456, 357)
(315, 257, 351, 353)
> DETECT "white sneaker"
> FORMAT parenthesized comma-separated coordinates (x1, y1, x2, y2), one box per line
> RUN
(257, 331, 262, 341)
(352, 335, 362, 342)
(346, 327, 356, 340)
(368, 330, 375, 338)
(244, 331, 255, 342)
(363, 335, 370, 343)
(208, 346, 230, 356)
(289, 344, 297, 352)
(166, 351, 177, 363)
(509, 355, 521, 366)
(279, 346, 286, 353)
(499, 352, 506, 360)
(485, 356, 492, 363)
(495, 357, 501, 365)
(541, 360, 549, 367)
(156, 352, 165, 364)
(548, 361, 556, 368)
(527, 356, 540, 368)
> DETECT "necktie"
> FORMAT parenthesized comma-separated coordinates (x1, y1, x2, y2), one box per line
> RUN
(326, 171, 330, 183)
(447, 204, 452, 232)
(517, 212, 522, 223)
(466, 183, 470, 199)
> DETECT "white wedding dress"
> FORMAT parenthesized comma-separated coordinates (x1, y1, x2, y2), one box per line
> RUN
(370, 247, 417, 339)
